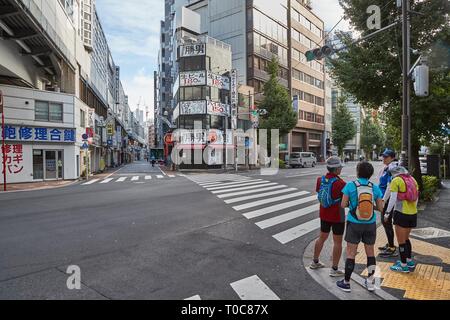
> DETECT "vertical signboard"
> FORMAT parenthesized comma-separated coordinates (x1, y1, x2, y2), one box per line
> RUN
(230, 69, 238, 130)
(0, 90, 5, 191)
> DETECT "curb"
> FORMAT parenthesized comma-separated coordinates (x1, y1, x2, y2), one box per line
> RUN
(0, 179, 79, 194)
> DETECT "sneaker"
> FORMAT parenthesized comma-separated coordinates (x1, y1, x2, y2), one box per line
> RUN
(310, 261, 325, 269)
(407, 260, 416, 271)
(379, 247, 399, 257)
(329, 268, 345, 277)
(336, 279, 351, 292)
(365, 278, 375, 292)
(390, 261, 410, 273)
(378, 243, 389, 251)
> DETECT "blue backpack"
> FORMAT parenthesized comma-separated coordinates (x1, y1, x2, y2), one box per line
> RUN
(318, 176, 341, 208)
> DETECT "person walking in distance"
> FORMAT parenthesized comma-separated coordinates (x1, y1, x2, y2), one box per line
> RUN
(385, 166, 419, 273)
(336, 161, 384, 292)
(377, 149, 399, 257)
(310, 156, 347, 277)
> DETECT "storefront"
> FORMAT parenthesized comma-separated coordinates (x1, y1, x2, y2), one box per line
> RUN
(1, 125, 77, 183)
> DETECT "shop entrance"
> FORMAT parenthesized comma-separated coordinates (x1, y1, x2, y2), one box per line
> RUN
(33, 150, 64, 180)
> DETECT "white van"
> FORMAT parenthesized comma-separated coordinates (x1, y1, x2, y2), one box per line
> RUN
(289, 152, 317, 168)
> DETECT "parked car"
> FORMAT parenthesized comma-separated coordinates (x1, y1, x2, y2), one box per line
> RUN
(289, 152, 317, 168)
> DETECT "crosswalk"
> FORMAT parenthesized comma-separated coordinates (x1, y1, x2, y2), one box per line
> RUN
(184, 274, 280, 300)
(188, 174, 321, 245)
(81, 174, 185, 186)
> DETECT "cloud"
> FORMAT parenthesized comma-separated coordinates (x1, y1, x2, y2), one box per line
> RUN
(311, 0, 351, 32)
(121, 69, 154, 121)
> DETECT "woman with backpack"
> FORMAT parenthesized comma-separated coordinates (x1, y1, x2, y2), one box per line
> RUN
(384, 166, 419, 273)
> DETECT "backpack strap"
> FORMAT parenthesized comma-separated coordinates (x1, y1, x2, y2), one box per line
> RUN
(354, 181, 360, 188)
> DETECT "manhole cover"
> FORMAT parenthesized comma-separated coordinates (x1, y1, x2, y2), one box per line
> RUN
(410, 227, 450, 239)
(413, 254, 443, 264)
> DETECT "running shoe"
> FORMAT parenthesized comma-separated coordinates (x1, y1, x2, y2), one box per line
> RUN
(329, 268, 345, 277)
(390, 261, 410, 273)
(407, 260, 416, 271)
(379, 247, 398, 257)
(378, 243, 389, 251)
(309, 261, 325, 269)
(365, 278, 375, 292)
(336, 279, 351, 292)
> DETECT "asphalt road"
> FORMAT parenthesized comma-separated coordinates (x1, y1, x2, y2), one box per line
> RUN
(0, 161, 384, 300)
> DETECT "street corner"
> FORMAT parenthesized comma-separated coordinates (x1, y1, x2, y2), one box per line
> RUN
(0, 180, 78, 194)
(355, 226, 450, 300)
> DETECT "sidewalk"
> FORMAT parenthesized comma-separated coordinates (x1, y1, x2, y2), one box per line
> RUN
(304, 184, 450, 300)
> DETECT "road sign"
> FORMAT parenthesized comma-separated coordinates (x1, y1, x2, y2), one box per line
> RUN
(82, 133, 89, 140)
(82, 142, 89, 149)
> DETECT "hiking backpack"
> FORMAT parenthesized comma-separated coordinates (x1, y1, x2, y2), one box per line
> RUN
(397, 174, 419, 202)
(317, 176, 341, 208)
(353, 181, 375, 221)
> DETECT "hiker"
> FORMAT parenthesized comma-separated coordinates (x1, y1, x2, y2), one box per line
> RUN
(385, 166, 419, 273)
(377, 149, 399, 257)
(310, 156, 347, 277)
(336, 161, 384, 292)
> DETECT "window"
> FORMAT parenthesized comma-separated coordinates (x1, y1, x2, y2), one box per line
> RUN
(35, 101, 63, 122)
(80, 109, 86, 128)
(310, 133, 322, 140)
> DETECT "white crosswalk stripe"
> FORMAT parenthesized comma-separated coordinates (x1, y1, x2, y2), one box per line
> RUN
(156, 175, 164, 179)
(190, 173, 322, 246)
(131, 176, 139, 181)
(116, 177, 127, 182)
(184, 295, 201, 300)
(230, 275, 280, 300)
(82, 179, 99, 185)
(232, 191, 310, 211)
(100, 178, 113, 184)
(145, 176, 152, 180)
(80, 174, 186, 186)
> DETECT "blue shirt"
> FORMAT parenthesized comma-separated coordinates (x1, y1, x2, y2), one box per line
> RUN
(342, 178, 382, 224)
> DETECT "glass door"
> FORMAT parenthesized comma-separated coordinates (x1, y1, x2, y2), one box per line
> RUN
(57, 151, 63, 179)
(33, 150, 44, 180)
(45, 151, 57, 180)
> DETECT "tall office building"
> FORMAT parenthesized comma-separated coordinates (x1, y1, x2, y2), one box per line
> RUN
(158, 0, 326, 160)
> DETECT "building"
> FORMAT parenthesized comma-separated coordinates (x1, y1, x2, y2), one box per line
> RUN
(157, 0, 326, 161)
(331, 86, 365, 159)
(0, 0, 144, 184)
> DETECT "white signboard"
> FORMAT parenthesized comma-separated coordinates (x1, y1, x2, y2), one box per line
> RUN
(180, 71, 206, 87)
(180, 101, 206, 115)
(173, 105, 180, 120)
(176, 129, 233, 145)
(230, 69, 238, 106)
(207, 72, 230, 90)
(207, 101, 230, 116)
(180, 44, 206, 57)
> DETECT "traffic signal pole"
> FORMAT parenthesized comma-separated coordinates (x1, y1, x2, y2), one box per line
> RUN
(401, 0, 412, 169)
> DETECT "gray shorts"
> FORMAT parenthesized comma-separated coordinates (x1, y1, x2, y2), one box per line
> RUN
(345, 222, 377, 245)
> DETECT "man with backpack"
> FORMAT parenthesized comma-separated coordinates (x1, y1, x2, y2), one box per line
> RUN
(377, 149, 399, 257)
(385, 166, 419, 273)
(336, 161, 384, 292)
(310, 156, 347, 277)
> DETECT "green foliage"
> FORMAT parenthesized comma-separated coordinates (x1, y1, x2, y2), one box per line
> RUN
(332, 95, 357, 156)
(421, 175, 440, 202)
(259, 57, 298, 139)
(361, 116, 385, 159)
(278, 159, 286, 169)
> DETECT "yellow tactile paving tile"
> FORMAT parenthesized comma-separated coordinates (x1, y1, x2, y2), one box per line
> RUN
(356, 226, 450, 300)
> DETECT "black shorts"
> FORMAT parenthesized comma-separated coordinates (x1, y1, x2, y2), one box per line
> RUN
(320, 220, 345, 236)
(344, 222, 377, 245)
(393, 211, 417, 228)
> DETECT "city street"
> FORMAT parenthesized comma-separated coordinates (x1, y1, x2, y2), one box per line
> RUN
(0, 161, 382, 300)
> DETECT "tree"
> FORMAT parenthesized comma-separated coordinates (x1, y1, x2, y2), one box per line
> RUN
(361, 116, 385, 160)
(259, 57, 297, 155)
(329, 0, 450, 189)
(332, 95, 357, 157)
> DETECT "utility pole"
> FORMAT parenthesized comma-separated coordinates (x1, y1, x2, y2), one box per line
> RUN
(400, 0, 411, 169)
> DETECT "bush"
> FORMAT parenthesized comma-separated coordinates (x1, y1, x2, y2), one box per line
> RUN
(421, 175, 439, 202)
(279, 159, 286, 169)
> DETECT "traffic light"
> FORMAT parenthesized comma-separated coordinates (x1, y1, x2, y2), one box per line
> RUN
(305, 45, 333, 61)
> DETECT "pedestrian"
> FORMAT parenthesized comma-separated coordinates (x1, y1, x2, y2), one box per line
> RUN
(310, 156, 347, 277)
(385, 166, 419, 273)
(336, 161, 384, 292)
(377, 148, 399, 257)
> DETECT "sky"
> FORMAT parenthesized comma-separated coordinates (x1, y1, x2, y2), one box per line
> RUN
(95, 0, 349, 121)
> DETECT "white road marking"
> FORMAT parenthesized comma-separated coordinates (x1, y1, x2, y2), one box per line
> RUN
(116, 177, 127, 182)
(217, 185, 287, 198)
(158, 167, 167, 176)
(232, 191, 310, 211)
(211, 183, 278, 194)
(145, 176, 152, 180)
(230, 275, 280, 300)
(82, 179, 99, 185)
(201, 179, 262, 188)
(131, 176, 139, 181)
(100, 178, 113, 184)
(285, 172, 320, 178)
(168, 175, 176, 178)
(255, 204, 318, 229)
(156, 175, 164, 179)
(206, 180, 269, 191)
(224, 188, 297, 204)
(243, 195, 317, 219)
(272, 218, 320, 244)
(184, 295, 201, 300)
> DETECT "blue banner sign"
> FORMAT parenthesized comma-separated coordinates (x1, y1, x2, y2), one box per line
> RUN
(3, 125, 76, 143)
